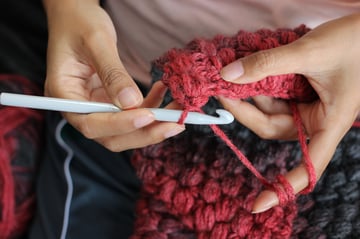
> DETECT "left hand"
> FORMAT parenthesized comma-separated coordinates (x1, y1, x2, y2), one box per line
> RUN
(219, 14, 360, 213)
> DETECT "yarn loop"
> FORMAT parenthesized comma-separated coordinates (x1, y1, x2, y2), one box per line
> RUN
(131, 26, 320, 239)
(156, 25, 318, 204)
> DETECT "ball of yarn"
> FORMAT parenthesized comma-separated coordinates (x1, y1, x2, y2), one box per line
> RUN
(0, 75, 44, 238)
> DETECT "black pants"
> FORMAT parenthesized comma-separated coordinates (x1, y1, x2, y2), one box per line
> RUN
(29, 114, 140, 239)
(0, 1, 140, 238)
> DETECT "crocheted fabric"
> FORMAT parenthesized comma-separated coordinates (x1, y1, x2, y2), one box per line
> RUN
(130, 26, 360, 238)
(0, 75, 44, 238)
(156, 25, 317, 111)
(157, 25, 318, 199)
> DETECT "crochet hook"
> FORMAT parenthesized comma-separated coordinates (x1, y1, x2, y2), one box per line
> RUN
(0, 92, 234, 125)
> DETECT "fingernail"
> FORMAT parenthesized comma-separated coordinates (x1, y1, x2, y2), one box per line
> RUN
(220, 61, 244, 82)
(164, 125, 185, 138)
(133, 114, 155, 128)
(251, 190, 279, 214)
(118, 87, 141, 109)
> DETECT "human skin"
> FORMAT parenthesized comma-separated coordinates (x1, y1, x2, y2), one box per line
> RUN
(220, 13, 360, 213)
(43, 0, 359, 215)
(42, 0, 185, 152)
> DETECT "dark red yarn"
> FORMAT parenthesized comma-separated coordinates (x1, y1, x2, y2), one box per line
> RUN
(131, 131, 300, 239)
(0, 75, 44, 238)
(131, 26, 320, 238)
(157, 25, 317, 111)
(157, 25, 318, 202)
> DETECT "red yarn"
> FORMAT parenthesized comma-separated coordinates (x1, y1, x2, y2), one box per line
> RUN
(0, 75, 44, 238)
(353, 120, 360, 128)
(131, 134, 299, 238)
(156, 25, 317, 204)
(131, 26, 319, 238)
(157, 26, 317, 110)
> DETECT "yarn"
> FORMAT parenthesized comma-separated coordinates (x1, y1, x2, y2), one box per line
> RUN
(0, 75, 44, 238)
(156, 25, 317, 203)
(130, 26, 360, 238)
(132, 129, 300, 239)
(157, 25, 317, 111)
(296, 127, 360, 239)
(131, 121, 360, 238)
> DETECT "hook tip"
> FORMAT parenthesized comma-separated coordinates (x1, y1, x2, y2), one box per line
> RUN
(215, 109, 234, 124)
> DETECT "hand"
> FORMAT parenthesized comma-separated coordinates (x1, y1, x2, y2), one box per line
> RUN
(43, 0, 184, 151)
(219, 14, 360, 213)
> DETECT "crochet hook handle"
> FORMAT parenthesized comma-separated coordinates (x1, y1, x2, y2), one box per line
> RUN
(0, 93, 234, 125)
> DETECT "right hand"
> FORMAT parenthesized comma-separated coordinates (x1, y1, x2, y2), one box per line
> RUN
(43, 0, 185, 151)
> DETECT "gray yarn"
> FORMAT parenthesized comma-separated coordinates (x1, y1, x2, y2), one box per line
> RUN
(152, 65, 360, 238)
(296, 128, 360, 239)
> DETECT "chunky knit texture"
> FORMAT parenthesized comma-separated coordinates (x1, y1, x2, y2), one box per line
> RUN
(0, 75, 44, 239)
(156, 25, 318, 200)
(130, 26, 360, 238)
(131, 122, 359, 239)
(156, 25, 317, 111)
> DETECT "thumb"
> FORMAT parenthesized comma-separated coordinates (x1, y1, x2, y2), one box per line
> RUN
(87, 36, 143, 109)
(220, 42, 305, 84)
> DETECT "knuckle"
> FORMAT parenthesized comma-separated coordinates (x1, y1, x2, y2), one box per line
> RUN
(147, 132, 163, 145)
(256, 125, 278, 140)
(95, 126, 169, 153)
(77, 118, 97, 139)
(82, 29, 106, 48)
(252, 50, 276, 73)
(100, 66, 128, 88)
(99, 136, 142, 153)
(103, 141, 122, 152)
(138, 128, 165, 147)
(98, 138, 125, 152)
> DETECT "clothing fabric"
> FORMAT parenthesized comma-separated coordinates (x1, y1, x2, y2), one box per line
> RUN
(0, 0, 47, 86)
(0, 0, 359, 239)
(104, 0, 360, 85)
(28, 114, 140, 239)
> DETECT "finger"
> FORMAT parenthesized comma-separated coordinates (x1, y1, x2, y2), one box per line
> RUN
(85, 73, 112, 103)
(219, 96, 297, 140)
(142, 81, 168, 108)
(44, 61, 94, 99)
(220, 41, 306, 84)
(143, 80, 183, 110)
(252, 95, 291, 115)
(96, 122, 185, 152)
(251, 128, 342, 213)
(65, 108, 155, 139)
(86, 32, 143, 109)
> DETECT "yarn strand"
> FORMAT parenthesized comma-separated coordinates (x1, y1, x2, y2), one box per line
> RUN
(159, 25, 318, 205)
(290, 102, 316, 194)
(130, 25, 323, 239)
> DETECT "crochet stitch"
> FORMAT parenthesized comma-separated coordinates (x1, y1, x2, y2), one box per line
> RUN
(156, 25, 317, 202)
(130, 26, 315, 239)
(130, 26, 359, 238)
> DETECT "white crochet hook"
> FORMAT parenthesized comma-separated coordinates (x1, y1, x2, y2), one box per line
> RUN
(0, 93, 234, 125)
